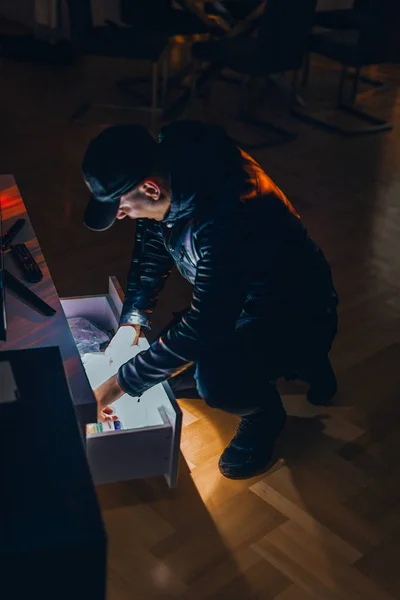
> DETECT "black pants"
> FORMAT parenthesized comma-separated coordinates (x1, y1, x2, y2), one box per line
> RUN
(167, 308, 337, 428)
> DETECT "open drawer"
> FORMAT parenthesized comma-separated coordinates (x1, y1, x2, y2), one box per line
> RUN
(60, 277, 181, 488)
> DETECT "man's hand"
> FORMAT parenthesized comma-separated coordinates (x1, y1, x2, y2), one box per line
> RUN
(94, 374, 125, 422)
(105, 324, 141, 365)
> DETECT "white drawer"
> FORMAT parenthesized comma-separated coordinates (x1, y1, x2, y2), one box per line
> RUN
(61, 277, 181, 488)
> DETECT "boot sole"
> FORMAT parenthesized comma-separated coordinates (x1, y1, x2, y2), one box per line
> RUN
(218, 456, 278, 480)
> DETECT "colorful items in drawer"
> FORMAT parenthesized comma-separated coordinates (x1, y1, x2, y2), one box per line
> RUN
(86, 420, 122, 435)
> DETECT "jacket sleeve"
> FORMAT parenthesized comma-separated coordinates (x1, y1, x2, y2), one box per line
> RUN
(117, 215, 251, 397)
(119, 219, 174, 329)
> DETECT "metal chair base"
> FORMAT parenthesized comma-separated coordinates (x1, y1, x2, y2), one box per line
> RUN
(302, 52, 390, 104)
(294, 65, 393, 136)
(116, 77, 160, 106)
(292, 104, 392, 136)
(354, 73, 390, 103)
(204, 71, 299, 149)
(359, 73, 388, 90)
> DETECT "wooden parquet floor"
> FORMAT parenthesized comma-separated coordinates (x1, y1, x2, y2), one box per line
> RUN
(1, 32, 400, 598)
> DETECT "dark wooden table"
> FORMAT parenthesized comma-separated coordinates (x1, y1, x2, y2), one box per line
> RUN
(0, 175, 96, 425)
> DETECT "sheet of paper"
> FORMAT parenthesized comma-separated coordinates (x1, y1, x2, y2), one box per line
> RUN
(83, 352, 164, 432)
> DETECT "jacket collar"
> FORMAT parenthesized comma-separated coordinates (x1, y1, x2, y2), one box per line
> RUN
(162, 169, 197, 227)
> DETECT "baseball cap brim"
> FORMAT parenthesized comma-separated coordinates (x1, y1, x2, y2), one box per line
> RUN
(84, 197, 120, 232)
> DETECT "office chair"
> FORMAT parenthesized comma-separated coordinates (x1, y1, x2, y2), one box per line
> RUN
(121, 0, 225, 36)
(118, 0, 226, 120)
(67, 0, 170, 131)
(204, 1, 263, 25)
(314, 0, 370, 30)
(304, 0, 384, 94)
(295, 0, 397, 135)
(191, 0, 317, 148)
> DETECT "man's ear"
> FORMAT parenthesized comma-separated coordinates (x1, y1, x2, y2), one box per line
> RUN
(142, 180, 161, 201)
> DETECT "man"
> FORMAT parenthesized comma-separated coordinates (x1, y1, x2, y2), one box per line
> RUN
(82, 121, 338, 480)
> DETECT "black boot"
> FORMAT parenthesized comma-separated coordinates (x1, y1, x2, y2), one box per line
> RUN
(218, 406, 287, 480)
(306, 357, 337, 406)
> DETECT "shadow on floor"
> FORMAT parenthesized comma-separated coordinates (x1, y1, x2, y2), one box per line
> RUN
(96, 459, 255, 599)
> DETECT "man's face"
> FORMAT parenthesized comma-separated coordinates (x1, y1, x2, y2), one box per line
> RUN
(117, 179, 171, 222)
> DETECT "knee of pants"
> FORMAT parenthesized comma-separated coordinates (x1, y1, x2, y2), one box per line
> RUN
(195, 360, 275, 416)
(194, 361, 232, 410)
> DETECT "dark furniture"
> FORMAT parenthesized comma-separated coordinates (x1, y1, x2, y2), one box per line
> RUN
(205, 1, 264, 25)
(0, 174, 96, 428)
(163, 1, 267, 120)
(296, 0, 397, 135)
(305, 0, 384, 97)
(191, 0, 317, 147)
(121, 0, 214, 35)
(0, 347, 107, 600)
(313, 0, 370, 30)
(119, 0, 221, 122)
(67, 0, 170, 130)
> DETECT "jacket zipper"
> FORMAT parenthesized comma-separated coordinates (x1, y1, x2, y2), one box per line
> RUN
(180, 246, 195, 267)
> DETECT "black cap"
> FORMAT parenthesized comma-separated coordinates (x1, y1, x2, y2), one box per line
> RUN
(82, 125, 157, 231)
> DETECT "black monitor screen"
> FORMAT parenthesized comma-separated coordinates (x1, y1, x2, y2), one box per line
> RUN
(0, 195, 6, 341)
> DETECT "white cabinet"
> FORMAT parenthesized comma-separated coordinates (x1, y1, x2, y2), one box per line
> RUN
(61, 277, 182, 488)
(0, 177, 181, 489)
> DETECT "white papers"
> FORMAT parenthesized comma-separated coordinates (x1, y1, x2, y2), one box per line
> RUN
(83, 351, 164, 433)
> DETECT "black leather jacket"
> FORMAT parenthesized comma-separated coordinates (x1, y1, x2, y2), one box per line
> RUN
(117, 122, 337, 397)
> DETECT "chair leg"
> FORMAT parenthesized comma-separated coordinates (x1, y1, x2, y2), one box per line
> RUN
(350, 66, 360, 107)
(151, 62, 158, 133)
(336, 65, 347, 107)
(270, 71, 305, 109)
(293, 62, 393, 137)
(116, 76, 153, 106)
(301, 51, 311, 87)
(234, 74, 297, 149)
(161, 51, 169, 109)
(161, 59, 217, 122)
(202, 77, 212, 120)
(352, 68, 390, 102)
(338, 65, 392, 133)
(337, 103, 393, 134)
(240, 75, 250, 113)
(188, 59, 199, 118)
(197, 63, 219, 121)
(358, 72, 383, 86)
(116, 47, 171, 110)
(351, 66, 390, 103)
